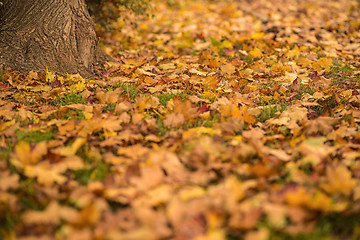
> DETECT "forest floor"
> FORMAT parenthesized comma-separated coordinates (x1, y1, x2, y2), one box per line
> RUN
(1, 0, 360, 239)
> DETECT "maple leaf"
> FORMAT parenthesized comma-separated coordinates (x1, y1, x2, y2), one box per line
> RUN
(11, 141, 47, 167)
(95, 90, 120, 104)
(143, 76, 158, 85)
(164, 113, 185, 128)
(0, 171, 19, 191)
(2, 0, 360, 239)
(51, 138, 87, 156)
(22, 201, 62, 225)
(130, 166, 165, 192)
(24, 165, 67, 186)
(209, 57, 221, 68)
(244, 228, 269, 240)
(312, 57, 333, 71)
(195, 230, 226, 240)
(220, 63, 236, 74)
(179, 186, 207, 201)
(249, 48, 263, 58)
(202, 75, 221, 89)
(321, 165, 356, 196)
(173, 100, 199, 120)
(135, 94, 160, 112)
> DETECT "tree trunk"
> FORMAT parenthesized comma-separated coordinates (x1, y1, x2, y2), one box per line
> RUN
(0, 0, 109, 78)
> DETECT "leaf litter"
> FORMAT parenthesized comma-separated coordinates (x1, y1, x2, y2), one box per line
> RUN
(1, 0, 360, 239)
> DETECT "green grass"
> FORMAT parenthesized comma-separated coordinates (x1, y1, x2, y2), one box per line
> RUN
(156, 118, 167, 136)
(0, 211, 19, 239)
(19, 179, 44, 210)
(185, 113, 219, 129)
(0, 179, 45, 239)
(157, 92, 188, 106)
(267, 212, 360, 240)
(104, 103, 116, 113)
(120, 84, 140, 100)
(47, 92, 85, 106)
(0, 148, 11, 161)
(256, 103, 288, 122)
(55, 109, 86, 120)
(297, 84, 315, 99)
(327, 61, 360, 85)
(16, 130, 55, 143)
(227, 212, 360, 240)
(72, 161, 109, 185)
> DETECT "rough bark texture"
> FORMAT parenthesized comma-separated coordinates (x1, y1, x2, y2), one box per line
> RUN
(0, 0, 109, 77)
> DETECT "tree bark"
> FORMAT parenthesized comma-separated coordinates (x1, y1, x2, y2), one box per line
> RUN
(0, 0, 109, 78)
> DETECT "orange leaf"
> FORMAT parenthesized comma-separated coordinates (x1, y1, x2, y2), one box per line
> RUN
(220, 63, 236, 74)
(144, 76, 158, 85)
(321, 165, 356, 195)
(164, 113, 185, 128)
(13, 141, 47, 166)
(249, 48, 262, 58)
(202, 75, 221, 89)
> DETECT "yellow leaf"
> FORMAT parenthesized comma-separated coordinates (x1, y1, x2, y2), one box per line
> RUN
(285, 186, 312, 207)
(220, 63, 236, 74)
(189, 68, 208, 76)
(249, 48, 263, 58)
(53, 156, 85, 172)
(321, 165, 356, 195)
(244, 228, 269, 240)
(239, 68, 254, 80)
(0, 171, 19, 191)
(307, 191, 332, 212)
(247, 84, 257, 92)
(135, 95, 160, 112)
(264, 203, 287, 228)
(30, 141, 48, 165)
(102, 118, 123, 132)
(179, 186, 206, 201)
(14, 141, 31, 165)
(251, 32, 265, 40)
(84, 111, 93, 120)
(78, 203, 101, 226)
(144, 76, 158, 85)
(46, 69, 56, 83)
(312, 57, 333, 71)
(22, 201, 61, 225)
(220, 40, 233, 49)
(13, 141, 47, 166)
(27, 71, 39, 80)
(70, 81, 86, 93)
(183, 127, 221, 139)
(195, 230, 226, 240)
(297, 57, 312, 68)
(203, 75, 221, 89)
(3, 119, 16, 129)
(25, 166, 67, 186)
(202, 90, 217, 99)
(231, 106, 243, 119)
(209, 57, 221, 68)
(159, 63, 176, 70)
(96, 90, 119, 104)
(146, 184, 172, 206)
(340, 89, 352, 98)
(53, 138, 87, 156)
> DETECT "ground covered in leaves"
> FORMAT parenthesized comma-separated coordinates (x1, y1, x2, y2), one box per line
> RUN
(1, 0, 360, 239)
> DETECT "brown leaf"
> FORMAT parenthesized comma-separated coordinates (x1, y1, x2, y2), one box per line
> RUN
(0, 171, 19, 191)
(164, 113, 185, 128)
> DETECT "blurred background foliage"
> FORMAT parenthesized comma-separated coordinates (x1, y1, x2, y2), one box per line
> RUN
(86, 0, 151, 23)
